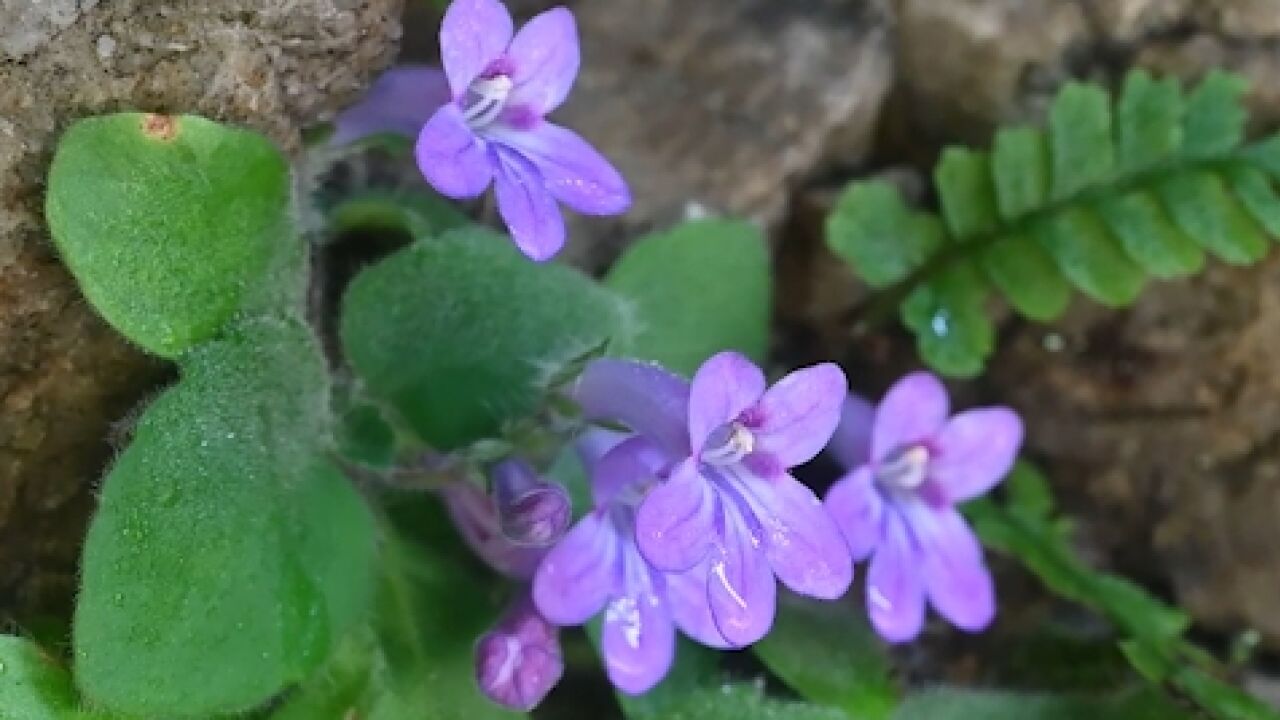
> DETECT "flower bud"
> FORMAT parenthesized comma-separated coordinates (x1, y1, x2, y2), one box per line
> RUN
(475, 596, 563, 711)
(492, 459, 571, 547)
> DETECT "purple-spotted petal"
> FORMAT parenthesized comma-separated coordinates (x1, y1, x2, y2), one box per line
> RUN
(871, 372, 950, 462)
(689, 352, 766, 451)
(707, 505, 776, 647)
(440, 0, 514, 95)
(533, 512, 618, 625)
(635, 460, 716, 572)
(824, 466, 884, 562)
(829, 395, 876, 469)
(750, 363, 847, 468)
(490, 121, 630, 215)
(665, 562, 730, 649)
(591, 436, 668, 511)
(573, 359, 691, 458)
(601, 587, 675, 695)
(415, 104, 493, 199)
(740, 473, 852, 600)
(331, 65, 451, 145)
(907, 504, 996, 632)
(506, 7, 580, 114)
(493, 146, 566, 261)
(866, 510, 925, 643)
(930, 408, 1023, 503)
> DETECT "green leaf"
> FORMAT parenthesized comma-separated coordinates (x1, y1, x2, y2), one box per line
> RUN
(1116, 71, 1183, 172)
(1122, 641, 1280, 720)
(659, 685, 845, 720)
(328, 189, 471, 241)
(754, 593, 898, 719)
(1225, 165, 1280, 236)
(0, 636, 79, 720)
(1181, 71, 1250, 158)
(1095, 192, 1205, 278)
(46, 113, 289, 356)
(992, 127, 1050, 220)
(606, 219, 770, 375)
(338, 402, 399, 469)
(980, 234, 1071, 321)
(1034, 208, 1144, 306)
(935, 148, 1000, 239)
(827, 182, 944, 287)
(1049, 84, 1115, 199)
(894, 688, 1191, 720)
(341, 229, 628, 450)
(74, 316, 375, 717)
(1159, 171, 1268, 265)
(902, 261, 993, 378)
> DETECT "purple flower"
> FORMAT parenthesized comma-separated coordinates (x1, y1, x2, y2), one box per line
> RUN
(823, 372, 1023, 643)
(330, 64, 452, 146)
(630, 352, 854, 647)
(475, 593, 564, 711)
(418, 0, 631, 261)
(441, 480, 546, 580)
(491, 457, 572, 547)
(533, 435, 726, 695)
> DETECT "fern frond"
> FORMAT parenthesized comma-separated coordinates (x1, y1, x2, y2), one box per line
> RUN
(827, 70, 1280, 377)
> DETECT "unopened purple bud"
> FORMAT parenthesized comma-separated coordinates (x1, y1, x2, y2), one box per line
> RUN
(492, 459, 571, 547)
(475, 596, 564, 711)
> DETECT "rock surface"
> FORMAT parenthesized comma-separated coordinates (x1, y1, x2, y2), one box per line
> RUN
(0, 0, 401, 626)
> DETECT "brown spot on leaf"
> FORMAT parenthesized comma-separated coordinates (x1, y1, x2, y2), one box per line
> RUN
(141, 113, 178, 141)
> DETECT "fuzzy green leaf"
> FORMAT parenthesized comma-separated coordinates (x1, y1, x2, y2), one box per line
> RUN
(894, 688, 1191, 720)
(827, 182, 944, 287)
(1181, 71, 1250, 159)
(0, 636, 79, 720)
(980, 234, 1071, 321)
(606, 219, 770, 376)
(46, 113, 288, 357)
(901, 262, 992, 378)
(1225, 165, 1280, 237)
(1095, 192, 1205, 278)
(74, 316, 375, 717)
(1159, 171, 1268, 265)
(341, 229, 628, 450)
(1034, 208, 1144, 306)
(936, 148, 1000, 239)
(1117, 71, 1183, 172)
(659, 685, 845, 720)
(992, 127, 1050, 220)
(754, 593, 897, 719)
(1050, 84, 1115, 199)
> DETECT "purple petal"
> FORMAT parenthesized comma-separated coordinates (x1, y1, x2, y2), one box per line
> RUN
(590, 436, 668, 510)
(493, 146, 566, 261)
(736, 473, 852, 600)
(664, 562, 730, 649)
(635, 460, 717, 572)
(533, 512, 618, 625)
(829, 395, 876, 469)
(930, 408, 1023, 503)
(474, 596, 563, 711)
(749, 363, 847, 469)
(440, 482, 545, 580)
(490, 121, 630, 215)
(331, 65, 451, 145)
(866, 510, 925, 643)
(415, 104, 493, 199)
(906, 503, 996, 632)
(440, 0, 514, 95)
(872, 372, 950, 462)
(823, 466, 883, 562)
(601, 585, 675, 695)
(506, 8, 580, 115)
(574, 427, 630, 469)
(707, 505, 777, 647)
(573, 359, 691, 458)
(689, 352, 766, 451)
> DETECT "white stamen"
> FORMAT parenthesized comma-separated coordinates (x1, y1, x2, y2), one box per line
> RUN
(876, 445, 930, 491)
(463, 75, 513, 129)
(702, 422, 755, 466)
